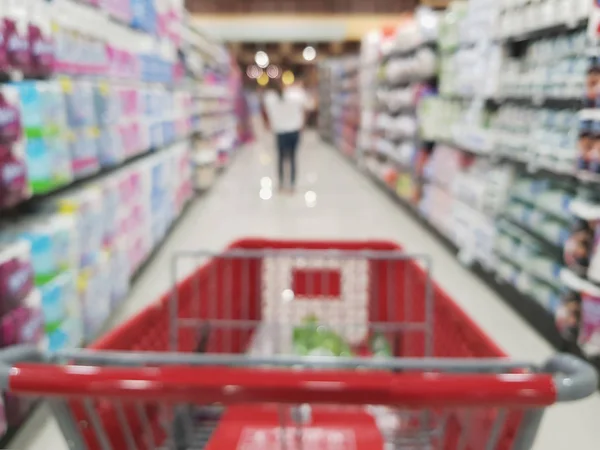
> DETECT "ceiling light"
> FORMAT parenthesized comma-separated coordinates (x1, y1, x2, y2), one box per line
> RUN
(255, 51, 269, 68)
(303, 46, 316, 61)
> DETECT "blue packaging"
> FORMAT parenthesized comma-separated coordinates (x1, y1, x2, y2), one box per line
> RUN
(39, 270, 76, 329)
(131, 0, 157, 34)
(47, 315, 83, 351)
(63, 80, 97, 128)
(17, 216, 78, 286)
(149, 121, 163, 148)
(162, 120, 175, 144)
(98, 127, 123, 167)
(11, 81, 43, 135)
(69, 128, 99, 179)
(93, 83, 119, 127)
(25, 135, 72, 195)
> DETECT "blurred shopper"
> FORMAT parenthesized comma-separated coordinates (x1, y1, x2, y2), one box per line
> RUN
(263, 80, 309, 193)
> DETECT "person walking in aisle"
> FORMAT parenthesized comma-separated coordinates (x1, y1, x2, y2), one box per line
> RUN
(262, 79, 309, 193)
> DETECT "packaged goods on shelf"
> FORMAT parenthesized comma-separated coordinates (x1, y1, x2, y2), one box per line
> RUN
(0, 0, 239, 443)
(437, 0, 501, 99)
(2, 76, 198, 201)
(4, 215, 79, 286)
(0, 139, 193, 348)
(332, 1, 600, 365)
(499, 30, 587, 100)
(492, 104, 579, 170)
(318, 58, 360, 158)
(419, 143, 513, 266)
(38, 270, 82, 351)
(498, 0, 590, 40)
(0, 241, 35, 316)
(0, 240, 43, 434)
(351, 13, 440, 201)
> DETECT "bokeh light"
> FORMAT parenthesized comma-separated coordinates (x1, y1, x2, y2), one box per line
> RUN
(266, 65, 280, 79)
(303, 46, 317, 61)
(255, 51, 269, 68)
(246, 65, 262, 79)
(282, 70, 295, 86)
(257, 72, 269, 86)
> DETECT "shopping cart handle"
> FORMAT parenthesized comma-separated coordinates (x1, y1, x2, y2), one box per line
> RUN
(548, 354, 598, 402)
(0, 346, 42, 390)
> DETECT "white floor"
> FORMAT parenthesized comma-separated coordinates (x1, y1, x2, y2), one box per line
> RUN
(9, 129, 600, 449)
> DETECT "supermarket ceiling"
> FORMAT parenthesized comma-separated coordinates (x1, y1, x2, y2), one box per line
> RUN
(185, 0, 429, 41)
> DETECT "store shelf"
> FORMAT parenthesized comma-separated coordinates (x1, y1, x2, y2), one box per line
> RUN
(2, 132, 199, 215)
(334, 143, 599, 379)
(499, 17, 588, 44)
(501, 213, 565, 260)
(0, 195, 197, 449)
(487, 97, 583, 110)
(382, 41, 438, 61)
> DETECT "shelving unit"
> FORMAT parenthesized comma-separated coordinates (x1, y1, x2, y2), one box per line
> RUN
(0, 0, 244, 443)
(321, 0, 600, 385)
(317, 57, 360, 157)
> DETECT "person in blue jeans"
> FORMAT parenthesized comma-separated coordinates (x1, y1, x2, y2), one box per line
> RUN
(263, 80, 309, 193)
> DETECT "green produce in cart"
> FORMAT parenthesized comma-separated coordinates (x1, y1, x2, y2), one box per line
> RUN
(293, 315, 353, 357)
(370, 332, 393, 358)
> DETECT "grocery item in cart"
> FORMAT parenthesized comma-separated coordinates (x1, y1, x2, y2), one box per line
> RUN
(293, 315, 354, 357)
(370, 332, 393, 358)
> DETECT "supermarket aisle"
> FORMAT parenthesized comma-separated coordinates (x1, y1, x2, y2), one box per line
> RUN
(11, 129, 600, 449)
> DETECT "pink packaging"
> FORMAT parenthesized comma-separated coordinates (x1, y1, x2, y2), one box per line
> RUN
(580, 292, 600, 354)
(117, 171, 136, 206)
(0, 145, 10, 159)
(0, 241, 34, 316)
(0, 87, 23, 145)
(28, 23, 54, 78)
(119, 122, 143, 158)
(0, 306, 43, 348)
(101, 0, 132, 24)
(3, 17, 30, 73)
(118, 87, 140, 117)
(0, 19, 8, 74)
(0, 153, 28, 209)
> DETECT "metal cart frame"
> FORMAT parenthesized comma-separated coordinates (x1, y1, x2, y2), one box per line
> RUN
(0, 239, 596, 450)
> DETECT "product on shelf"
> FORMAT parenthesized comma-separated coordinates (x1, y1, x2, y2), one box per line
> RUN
(39, 270, 82, 351)
(0, 234, 43, 432)
(499, 0, 590, 40)
(0, 241, 34, 316)
(329, 0, 600, 371)
(0, 0, 240, 444)
(317, 58, 360, 158)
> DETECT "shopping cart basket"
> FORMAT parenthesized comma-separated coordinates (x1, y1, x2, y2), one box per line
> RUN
(0, 239, 596, 450)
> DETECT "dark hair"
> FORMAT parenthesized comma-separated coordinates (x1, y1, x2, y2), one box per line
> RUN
(273, 79, 284, 98)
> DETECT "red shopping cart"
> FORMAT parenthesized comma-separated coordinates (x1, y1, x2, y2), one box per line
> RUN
(0, 239, 596, 450)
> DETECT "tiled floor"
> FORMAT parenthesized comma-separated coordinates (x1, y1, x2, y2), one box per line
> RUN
(9, 129, 600, 449)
